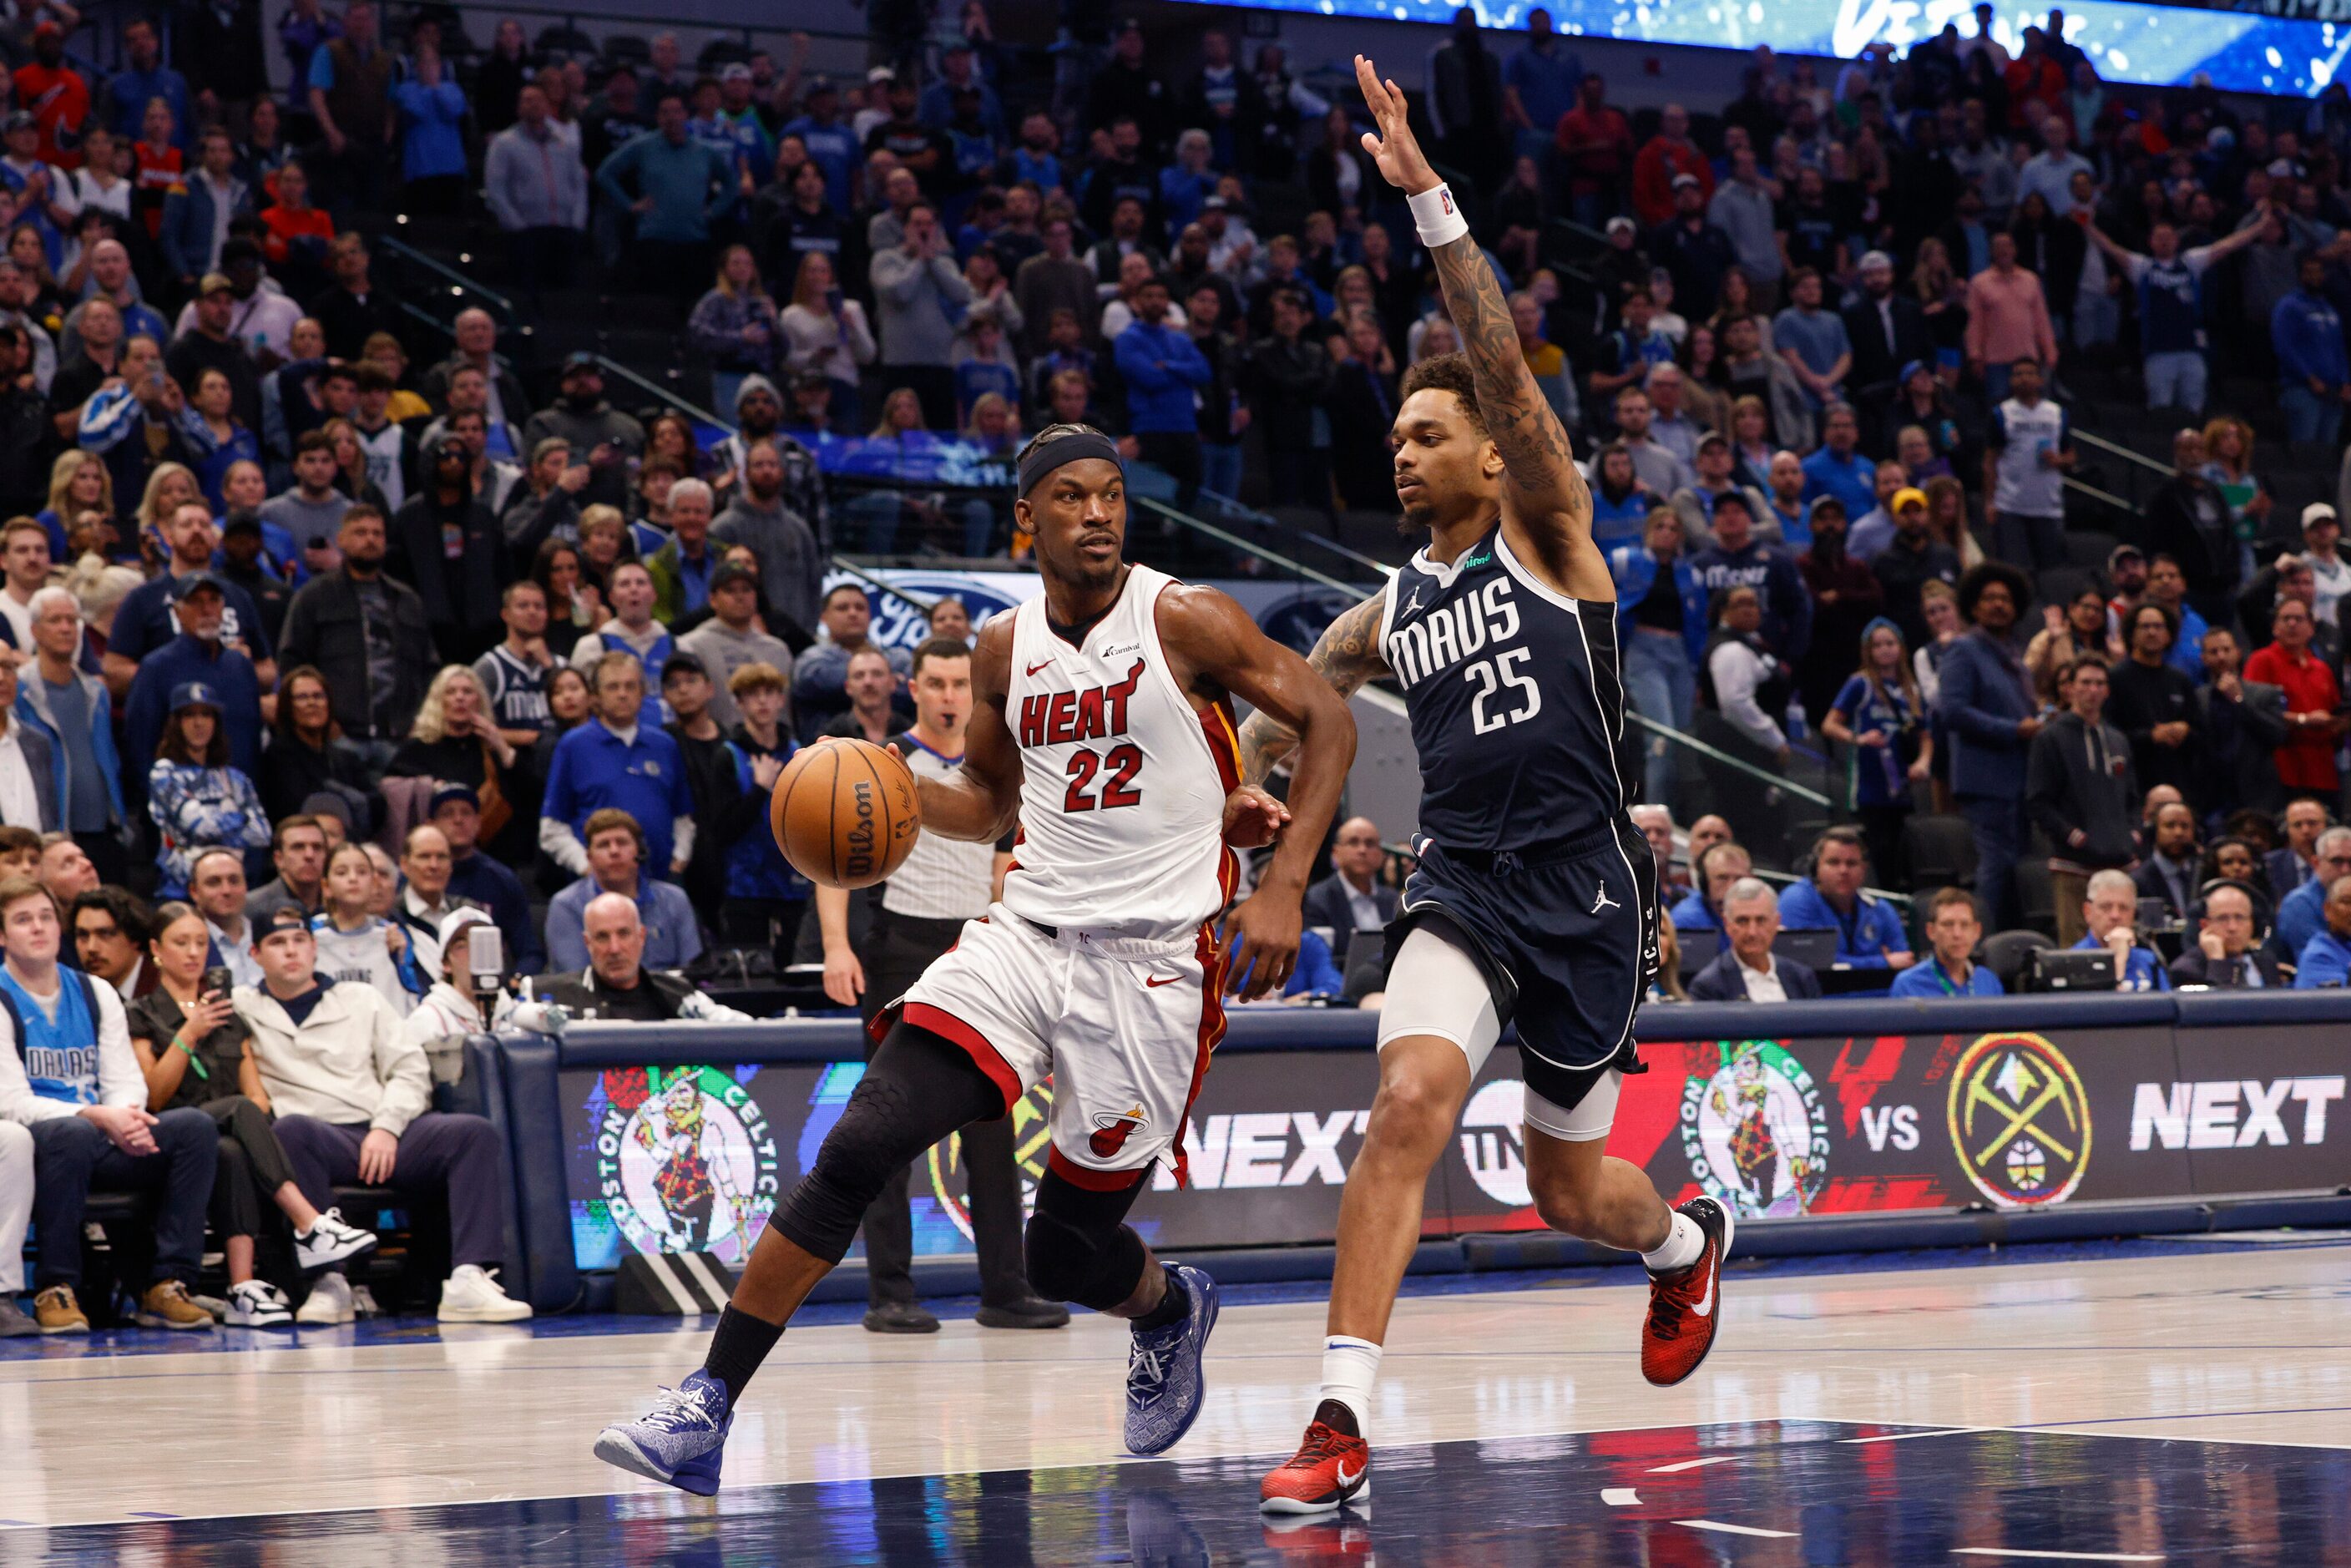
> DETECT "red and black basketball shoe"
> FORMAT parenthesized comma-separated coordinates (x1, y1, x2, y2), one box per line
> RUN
(1258, 1401, 1371, 1515)
(1641, 1194, 1734, 1388)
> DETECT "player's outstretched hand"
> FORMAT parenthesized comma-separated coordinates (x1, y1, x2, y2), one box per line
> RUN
(1222, 889, 1302, 1001)
(1354, 54, 1438, 195)
(1221, 784, 1290, 849)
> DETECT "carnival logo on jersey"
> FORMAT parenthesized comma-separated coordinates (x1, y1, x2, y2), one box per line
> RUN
(1947, 1032, 2092, 1208)
(1090, 1104, 1148, 1159)
(927, 1078, 1054, 1240)
(1459, 1079, 1532, 1206)
(1681, 1041, 1831, 1217)
(595, 1066, 781, 1263)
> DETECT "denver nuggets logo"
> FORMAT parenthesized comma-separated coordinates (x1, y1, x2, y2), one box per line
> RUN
(1947, 1033, 2092, 1208)
(926, 1078, 1054, 1239)
(1089, 1105, 1147, 1159)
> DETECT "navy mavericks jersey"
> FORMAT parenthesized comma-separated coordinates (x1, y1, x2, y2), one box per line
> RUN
(1381, 524, 1631, 852)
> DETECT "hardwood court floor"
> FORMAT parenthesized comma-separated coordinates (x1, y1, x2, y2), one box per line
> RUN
(4, 1235, 2349, 1562)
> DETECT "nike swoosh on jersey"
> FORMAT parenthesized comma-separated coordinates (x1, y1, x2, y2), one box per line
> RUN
(1025, 659, 1053, 675)
(1337, 1461, 1363, 1489)
(1144, 974, 1179, 988)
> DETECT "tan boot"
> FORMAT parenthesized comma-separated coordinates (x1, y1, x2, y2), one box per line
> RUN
(137, 1279, 215, 1331)
(33, 1284, 87, 1335)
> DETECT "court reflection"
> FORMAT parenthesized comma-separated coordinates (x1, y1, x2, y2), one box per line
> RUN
(16, 1419, 2351, 1566)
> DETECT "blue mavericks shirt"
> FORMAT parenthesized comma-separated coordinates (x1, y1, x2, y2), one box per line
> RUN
(1381, 524, 1631, 853)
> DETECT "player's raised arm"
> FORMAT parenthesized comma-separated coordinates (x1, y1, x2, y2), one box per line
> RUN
(1355, 56, 1594, 548)
(1236, 585, 1390, 787)
(913, 616, 1024, 842)
(1161, 585, 1358, 999)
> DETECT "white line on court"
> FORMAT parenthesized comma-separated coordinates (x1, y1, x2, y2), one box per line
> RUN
(1951, 1550, 2164, 1563)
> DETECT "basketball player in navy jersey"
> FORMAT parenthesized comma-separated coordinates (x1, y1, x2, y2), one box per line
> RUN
(1241, 59, 1733, 1516)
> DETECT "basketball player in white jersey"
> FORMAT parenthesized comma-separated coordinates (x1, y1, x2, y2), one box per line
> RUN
(1239, 61, 1734, 1515)
(594, 422, 1357, 1494)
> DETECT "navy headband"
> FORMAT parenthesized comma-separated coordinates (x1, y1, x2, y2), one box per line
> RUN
(1018, 431, 1124, 496)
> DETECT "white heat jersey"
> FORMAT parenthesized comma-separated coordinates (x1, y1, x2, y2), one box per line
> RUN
(998, 564, 1239, 938)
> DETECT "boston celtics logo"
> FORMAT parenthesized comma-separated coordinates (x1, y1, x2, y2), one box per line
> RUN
(1947, 1032, 2091, 1208)
(596, 1066, 781, 1262)
(927, 1077, 1053, 1239)
(1681, 1041, 1831, 1217)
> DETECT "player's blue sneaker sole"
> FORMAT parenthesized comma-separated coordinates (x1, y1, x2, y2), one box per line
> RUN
(1124, 1263, 1220, 1456)
(594, 1370, 734, 1495)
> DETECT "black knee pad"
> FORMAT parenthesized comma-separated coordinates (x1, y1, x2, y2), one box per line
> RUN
(1023, 1171, 1148, 1310)
(771, 1023, 1005, 1265)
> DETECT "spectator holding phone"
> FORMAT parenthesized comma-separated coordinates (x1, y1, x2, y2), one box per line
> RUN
(126, 901, 377, 1328)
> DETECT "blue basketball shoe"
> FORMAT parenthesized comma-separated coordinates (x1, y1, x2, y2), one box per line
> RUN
(594, 1370, 734, 1495)
(1124, 1263, 1220, 1455)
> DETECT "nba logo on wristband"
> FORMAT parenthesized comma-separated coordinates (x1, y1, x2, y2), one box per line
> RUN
(1409, 182, 1469, 247)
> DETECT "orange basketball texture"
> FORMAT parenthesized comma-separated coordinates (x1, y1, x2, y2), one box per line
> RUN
(770, 738, 923, 890)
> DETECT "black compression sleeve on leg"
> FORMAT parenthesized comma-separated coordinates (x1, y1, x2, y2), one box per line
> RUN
(768, 1021, 1008, 1264)
(1022, 1166, 1150, 1312)
(703, 1305, 784, 1405)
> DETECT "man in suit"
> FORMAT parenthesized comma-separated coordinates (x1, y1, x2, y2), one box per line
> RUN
(2170, 883, 2287, 988)
(1687, 878, 1823, 1001)
(1302, 817, 1398, 938)
(0, 656, 56, 833)
(2134, 798, 2201, 922)
(2266, 799, 2330, 902)
(2274, 827, 2351, 960)
(1841, 252, 1935, 445)
(1935, 563, 2041, 931)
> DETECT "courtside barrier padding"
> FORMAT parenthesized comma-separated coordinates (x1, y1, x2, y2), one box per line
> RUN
(484, 990, 2351, 1310)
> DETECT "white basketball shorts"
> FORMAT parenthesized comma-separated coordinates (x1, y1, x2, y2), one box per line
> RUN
(891, 905, 1224, 1188)
(1376, 925, 1621, 1141)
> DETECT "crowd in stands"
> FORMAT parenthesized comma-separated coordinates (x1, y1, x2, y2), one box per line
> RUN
(0, 0, 2349, 1328)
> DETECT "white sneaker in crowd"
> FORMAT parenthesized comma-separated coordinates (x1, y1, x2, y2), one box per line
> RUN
(296, 1209, 379, 1272)
(295, 1272, 356, 1326)
(225, 1280, 295, 1328)
(350, 1284, 383, 1319)
(438, 1264, 533, 1323)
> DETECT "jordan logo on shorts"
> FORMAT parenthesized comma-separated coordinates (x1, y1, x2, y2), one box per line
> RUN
(1590, 881, 1620, 914)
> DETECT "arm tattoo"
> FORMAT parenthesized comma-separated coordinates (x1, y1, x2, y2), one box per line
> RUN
(1428, 235, 1594, 531)
(1236, 589, 1389, 786)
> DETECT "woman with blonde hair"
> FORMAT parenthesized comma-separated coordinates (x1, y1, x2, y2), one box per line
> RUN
(575, 504, 635, 600)
(781, 250, 873, 427)
(1910, 236, 1968, 352)
(320, 417, 389, 512)
(689, 243, 782, 412)
(135, 462, 200, 567)
(1918, 473, 1983, 569)
(2200, 416, 2270, 580)
(382, 665, 518, 841)
(38, 449, 114, 561)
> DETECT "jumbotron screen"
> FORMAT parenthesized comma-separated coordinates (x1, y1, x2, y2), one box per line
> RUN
(1179, 0, 2348, 96)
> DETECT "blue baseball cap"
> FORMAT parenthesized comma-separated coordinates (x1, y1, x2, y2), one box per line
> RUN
(169, 569, 230, 602)
(167, 680, 222, 714)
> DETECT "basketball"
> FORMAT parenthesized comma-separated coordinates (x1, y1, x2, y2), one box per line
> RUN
(769, 737, 923, 890)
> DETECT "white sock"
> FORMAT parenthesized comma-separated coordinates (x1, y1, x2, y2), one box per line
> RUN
(1641, 1211, 1704, 1274)
(1318, 1335, 1383, 1435)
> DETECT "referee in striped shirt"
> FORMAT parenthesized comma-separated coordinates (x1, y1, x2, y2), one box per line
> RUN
(816, 636, 1067, 1334)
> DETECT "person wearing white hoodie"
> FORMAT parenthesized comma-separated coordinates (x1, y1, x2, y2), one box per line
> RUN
(235, 904, 530, 1324)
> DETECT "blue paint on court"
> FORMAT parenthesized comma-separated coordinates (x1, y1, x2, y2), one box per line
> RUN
(18, 1420, 2351, 1563)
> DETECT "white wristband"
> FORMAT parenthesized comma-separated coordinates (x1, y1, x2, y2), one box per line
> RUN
(1408, 182, 1469, 249)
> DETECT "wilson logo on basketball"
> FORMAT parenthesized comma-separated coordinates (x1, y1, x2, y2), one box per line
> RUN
(1090, 1106, 1148, 1158)
(842, 780, 880, 880)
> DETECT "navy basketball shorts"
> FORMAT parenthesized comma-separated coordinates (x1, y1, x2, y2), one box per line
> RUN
(1376, 818, 1658, 1139)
